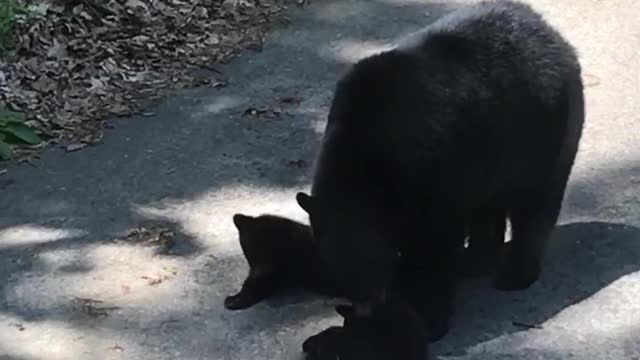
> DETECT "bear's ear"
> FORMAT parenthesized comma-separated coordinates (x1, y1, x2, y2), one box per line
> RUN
(335, 305, 355, 319)
(296, 192, 315, 214)
(233, 214, 254, 229)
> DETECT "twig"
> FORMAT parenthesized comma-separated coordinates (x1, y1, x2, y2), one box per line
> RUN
(512, 321, 543, 330)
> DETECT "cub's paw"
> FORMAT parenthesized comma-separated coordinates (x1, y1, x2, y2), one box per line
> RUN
(223, 292, 259, 310)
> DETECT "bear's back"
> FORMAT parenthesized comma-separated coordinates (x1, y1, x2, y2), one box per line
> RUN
(316, 0, 582, 204)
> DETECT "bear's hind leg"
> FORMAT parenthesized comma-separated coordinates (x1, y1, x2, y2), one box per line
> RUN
(495, 188, 565, 291)
(462, 204, 507, 277)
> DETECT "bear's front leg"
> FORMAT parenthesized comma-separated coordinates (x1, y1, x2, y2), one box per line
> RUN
(393, 217, 464, 342)
(392, 256, 458, 341)
(302, 326, 344, 360)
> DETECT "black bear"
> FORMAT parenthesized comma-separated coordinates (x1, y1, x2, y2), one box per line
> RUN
(302, 303, 429, 360)
(296, 0, 584, 340)
(224, 213, 343, 310)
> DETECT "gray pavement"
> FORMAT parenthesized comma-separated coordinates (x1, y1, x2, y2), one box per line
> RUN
(1, 0, 639, 359)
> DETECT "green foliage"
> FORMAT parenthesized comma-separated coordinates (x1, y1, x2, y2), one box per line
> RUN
(0, 108, 41, 160)
(0, 0, 24, 51)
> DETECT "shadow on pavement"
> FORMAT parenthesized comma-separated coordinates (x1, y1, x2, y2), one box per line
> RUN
(435, 221, 640, 356)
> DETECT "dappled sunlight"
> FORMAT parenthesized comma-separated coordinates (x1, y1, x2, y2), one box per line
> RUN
(452, 271, 640, 359)
(318, 38, 393, 65)
(190, 95, 246, 121)
(132, 184, 309, 255)
(5, 242, 198, 323)
(314, 1, 375, 23)
(0, 313, 149, 360)
(0, 224, 86, 249)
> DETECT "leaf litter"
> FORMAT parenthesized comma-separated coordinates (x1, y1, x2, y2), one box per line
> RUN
(0, 0, 301, 158)
(72, 296, 120, 317)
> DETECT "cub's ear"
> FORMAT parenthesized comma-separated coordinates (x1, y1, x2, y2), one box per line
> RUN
(232, 214, 254, 229)
(296, 192, 315, 214)
(335, 305, 355, 319)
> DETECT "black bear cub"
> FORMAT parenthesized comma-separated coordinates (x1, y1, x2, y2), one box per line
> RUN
(224, 213, 342, 310)
(302, 303, 429, 360)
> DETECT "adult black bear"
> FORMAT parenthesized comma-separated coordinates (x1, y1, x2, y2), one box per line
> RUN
(296, 0, 584, 340)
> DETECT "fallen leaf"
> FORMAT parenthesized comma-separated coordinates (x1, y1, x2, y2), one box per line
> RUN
(242, 106, 281, 118)
(109, 344, 125, 352)
(163, 266, 178, 275)
(9, 322, 25, 331)
(31, 76, 57, 93)
(278, 96, 302, 104)
(141, 275, 170, 286)
(72, 297, 120, 317)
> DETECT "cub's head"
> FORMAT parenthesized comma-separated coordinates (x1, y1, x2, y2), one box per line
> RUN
(232, 213, 308, 268)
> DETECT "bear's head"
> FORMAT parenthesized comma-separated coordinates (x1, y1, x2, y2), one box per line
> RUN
(296, 192, 395, 310)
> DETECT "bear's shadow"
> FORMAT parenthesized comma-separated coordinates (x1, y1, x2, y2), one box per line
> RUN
(433, 221, 640, 355)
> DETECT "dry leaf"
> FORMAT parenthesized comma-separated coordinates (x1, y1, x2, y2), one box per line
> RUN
(72, 297, 120, 317)
(9, 322, 25, 331)
(141, 275, 170, 286)
(242, 106, 281, 118)
(109, 344, 125, 352)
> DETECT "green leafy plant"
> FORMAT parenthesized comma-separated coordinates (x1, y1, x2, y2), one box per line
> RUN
(0, 0, 24, 51)
(0, 108, 41, 160)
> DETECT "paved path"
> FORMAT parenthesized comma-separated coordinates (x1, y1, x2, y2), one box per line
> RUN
(1, 0, 639, 359)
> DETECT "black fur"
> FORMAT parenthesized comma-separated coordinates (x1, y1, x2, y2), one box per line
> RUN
(297, 0, 584, 339)
(225, 213, 487, 312)
(302, 303, 428, 360)
(224, 213, 342, 310)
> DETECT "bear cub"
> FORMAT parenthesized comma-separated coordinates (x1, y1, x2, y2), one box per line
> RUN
(224, 213, 343, 310)
(302, 302, 429, 360)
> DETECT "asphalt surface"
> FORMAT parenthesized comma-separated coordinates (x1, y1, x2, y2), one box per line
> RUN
(1, 0, 639, 359)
